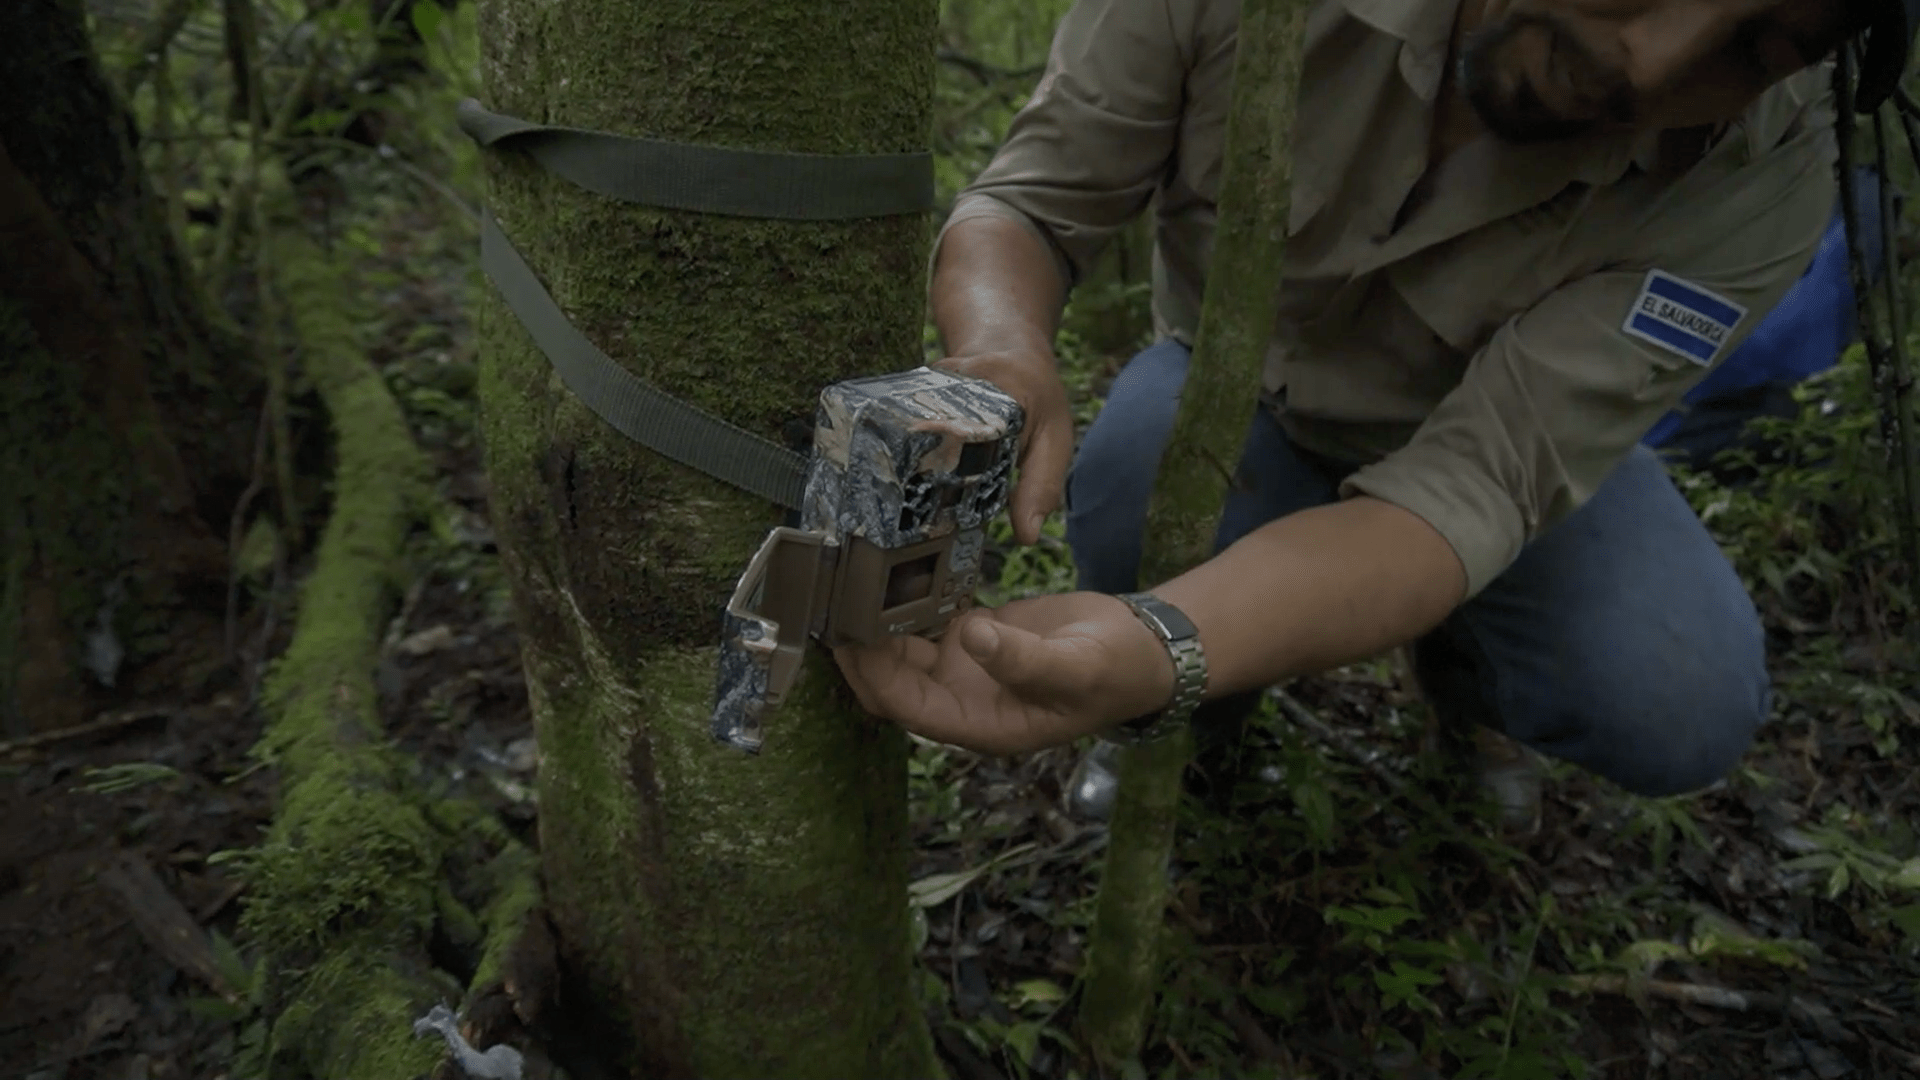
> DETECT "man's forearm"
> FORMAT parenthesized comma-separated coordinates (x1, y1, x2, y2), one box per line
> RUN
(932, 214, 1069, 358)
(1152, 495, 1468, 697)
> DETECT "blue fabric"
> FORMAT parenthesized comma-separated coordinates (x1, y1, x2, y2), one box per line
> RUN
(1644, 167, 1886, 452)
(1067, 341, 1769, 796)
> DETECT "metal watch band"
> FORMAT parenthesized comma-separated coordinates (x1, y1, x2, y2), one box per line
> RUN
(1108, 592, 1208, 743)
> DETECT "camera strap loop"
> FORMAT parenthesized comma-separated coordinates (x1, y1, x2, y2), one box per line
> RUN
(479, 211, 810, 508)
(457, 99, 935, 220)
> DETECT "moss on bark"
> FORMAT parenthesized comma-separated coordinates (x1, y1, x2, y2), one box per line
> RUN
(268, 940, 461, 1079)
(464, 838, 543, 998)
(473, 0, 941, 1074)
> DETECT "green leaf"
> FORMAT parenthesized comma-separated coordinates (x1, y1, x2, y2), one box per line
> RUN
(1242, 984, 1301, 1021)
(1324, 904, 1419, 935)
(1887, 903, 1920, 941)
(909, 904, 929, 953)
(78, 762, 180, 794)
(1688, 929, 1813, 970)
(1386, 960, 1442, 986)
(209, 930, 254, 994)
(237, 517, 279, 583)
(908, 842, 1037, 908)
(409, 0, 446, 42)
(1291, 775, 1336, 849)
(1890, 859, 1920, 891)
(1003, 1021, 1041, 1066)
(1619, 939, 1688, 975)
(1009, 979, 1065, 1009)
(1362, 885, 1408, 906)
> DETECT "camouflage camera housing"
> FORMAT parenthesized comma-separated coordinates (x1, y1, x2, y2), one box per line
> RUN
(713, 367, 1024, 751)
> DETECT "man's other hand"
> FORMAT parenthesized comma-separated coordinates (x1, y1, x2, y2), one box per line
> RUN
(832, 591, 1173, 756)
(933, 351, 1073, 545)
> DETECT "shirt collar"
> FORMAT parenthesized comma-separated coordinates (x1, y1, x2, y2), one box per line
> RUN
(1340, 0, 1461, 99)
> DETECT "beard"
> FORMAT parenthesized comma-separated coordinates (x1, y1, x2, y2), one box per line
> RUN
(1458, 10, 1635, 144)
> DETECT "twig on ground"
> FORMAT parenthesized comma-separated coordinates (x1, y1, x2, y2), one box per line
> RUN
(0, 708, 172, 758)
(196, 877, 248, 924)
(1563, 972, 1866, 1038)
(1269, 687, 1490, 851)
(1269, 687, 1410, 799)
(1221, 994, 1291, 1066)
(98, 853, 235, 1001)
(225, 394, 275, 660)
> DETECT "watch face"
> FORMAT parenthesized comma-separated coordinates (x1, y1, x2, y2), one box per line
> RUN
(1126, 593, 1201, 643)
(1115, 593, 1207, 733)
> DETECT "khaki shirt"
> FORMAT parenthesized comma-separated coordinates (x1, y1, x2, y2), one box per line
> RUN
(941, 0, 1836, 596)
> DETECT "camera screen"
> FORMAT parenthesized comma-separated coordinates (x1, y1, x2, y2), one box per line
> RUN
(882, 552, 940, 610)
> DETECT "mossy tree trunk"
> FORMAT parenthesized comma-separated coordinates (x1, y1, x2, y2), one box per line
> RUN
(1079, 0, 1311, 1063)
(473, 1, 941, 1077)
(0, 0, 254, 735)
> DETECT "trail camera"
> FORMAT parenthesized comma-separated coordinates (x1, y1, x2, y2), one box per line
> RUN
(713, 367, 1024, 751)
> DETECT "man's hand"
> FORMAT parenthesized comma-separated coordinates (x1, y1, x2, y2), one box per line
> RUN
(933, 350, 1072, 545)
(833, 591, 1173, 756)
(928, 212, 1074, 545)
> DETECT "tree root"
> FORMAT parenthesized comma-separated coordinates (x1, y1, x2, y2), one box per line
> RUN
(427, 802, 562, 1072)
(421, 800, 565, 1080)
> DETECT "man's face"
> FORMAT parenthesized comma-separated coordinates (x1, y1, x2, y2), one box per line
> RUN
(1460, 0, 1868, 142)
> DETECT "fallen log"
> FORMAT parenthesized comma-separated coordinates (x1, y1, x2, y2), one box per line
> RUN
(236, 184, 552, 1078)
(233, 202, 450, 1079)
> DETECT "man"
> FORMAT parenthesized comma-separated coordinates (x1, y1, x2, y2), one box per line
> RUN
(1057, 160, 1897, 826)
(834, 0, 1916, 819)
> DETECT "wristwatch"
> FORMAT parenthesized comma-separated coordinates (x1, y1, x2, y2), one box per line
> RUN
(1106, 592, 1209, 743)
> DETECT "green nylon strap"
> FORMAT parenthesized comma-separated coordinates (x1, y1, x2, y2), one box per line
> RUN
(457, 98, 935, 220)
(461, 99, 935, 507)
(480, 210, 809, 508)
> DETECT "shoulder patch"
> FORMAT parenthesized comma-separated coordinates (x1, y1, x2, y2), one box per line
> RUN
(1621, 270, 1747, 366)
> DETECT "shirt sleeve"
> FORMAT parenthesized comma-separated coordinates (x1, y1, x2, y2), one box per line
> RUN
(1341, 131, 1837, 599)
(935, 0, 1194, 291)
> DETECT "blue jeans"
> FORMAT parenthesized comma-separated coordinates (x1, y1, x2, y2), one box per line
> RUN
(1066, 341, 1770, 797)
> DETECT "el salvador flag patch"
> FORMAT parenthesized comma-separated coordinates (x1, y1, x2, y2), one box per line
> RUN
(1621, 270, 1746, 366)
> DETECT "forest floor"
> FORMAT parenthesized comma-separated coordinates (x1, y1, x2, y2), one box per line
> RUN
(5, 181, 1920, 1080)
